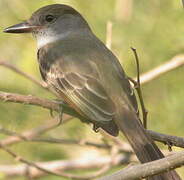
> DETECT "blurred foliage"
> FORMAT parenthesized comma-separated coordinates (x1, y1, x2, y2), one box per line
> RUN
(0, 0, 184, 179)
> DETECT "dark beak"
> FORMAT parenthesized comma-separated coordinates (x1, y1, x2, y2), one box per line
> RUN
(3, 22, 39, 33)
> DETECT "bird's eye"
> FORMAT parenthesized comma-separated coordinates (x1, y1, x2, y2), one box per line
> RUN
(45, 15, 55, 22)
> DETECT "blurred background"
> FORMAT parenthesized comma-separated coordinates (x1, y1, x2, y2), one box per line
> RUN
(0, 0, 184, 179)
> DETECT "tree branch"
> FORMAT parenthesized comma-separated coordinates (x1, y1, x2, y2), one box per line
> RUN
(97, 151, 184, 180)
(0, 61, 47, 89)
(137, 55, 184, 85)
(148, 130, 184, 149)
(0, 91, 81, 119)
(1, 91, 184, 150)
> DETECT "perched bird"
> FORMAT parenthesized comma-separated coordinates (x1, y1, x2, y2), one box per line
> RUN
(4, 4, 180, 180)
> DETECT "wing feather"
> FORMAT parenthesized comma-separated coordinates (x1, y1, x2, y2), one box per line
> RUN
(47, 69, 115, 122)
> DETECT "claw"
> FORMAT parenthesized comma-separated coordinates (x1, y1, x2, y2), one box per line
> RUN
(93, 124, 100, 133)
(50, 99, 65, 126)
(165, 141, 173, 152)
(50, 109, 54, 118)
(57, 105, 63, 126)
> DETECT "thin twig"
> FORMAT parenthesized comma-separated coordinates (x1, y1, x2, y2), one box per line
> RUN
(0, 127, 27, 140)
(0, 61, 47, 89)
(0, 129, 135, 165)
(0, 126, 111, 149)
(131, 47, 148, 128)
(0, 91, 80, 119)
(0, 124, 133, 153)
(30, 137, 111, 149)
(0, 118, 71, 146)
(147, 130, 184, 149)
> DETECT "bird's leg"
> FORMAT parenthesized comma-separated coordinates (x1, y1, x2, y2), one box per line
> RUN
(128, 77, 138, 88)
(50, 99, 66, 126)
(93, 123, 100, 133)
(57, 103, 63, 126)
(49, 109, 54, 118)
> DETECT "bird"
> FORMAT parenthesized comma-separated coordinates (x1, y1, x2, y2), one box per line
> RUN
(4, 4, 180, 180)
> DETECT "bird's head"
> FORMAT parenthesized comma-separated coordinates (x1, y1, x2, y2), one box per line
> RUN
(4, 4, 91, 48)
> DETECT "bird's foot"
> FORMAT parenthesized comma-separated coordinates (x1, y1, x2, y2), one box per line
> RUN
(50, 99, 66, 126)
(93, 124, 100, 133)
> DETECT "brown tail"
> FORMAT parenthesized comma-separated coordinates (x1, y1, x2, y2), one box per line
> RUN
(114, 107, 181, 180)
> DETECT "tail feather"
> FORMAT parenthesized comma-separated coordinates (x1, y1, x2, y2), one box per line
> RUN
(114, 107, 181, 180)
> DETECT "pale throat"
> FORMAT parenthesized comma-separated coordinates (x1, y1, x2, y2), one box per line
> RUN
(35, 31, 71, 49)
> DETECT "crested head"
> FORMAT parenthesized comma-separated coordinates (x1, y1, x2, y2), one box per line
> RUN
(4, 4, 92, 49)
